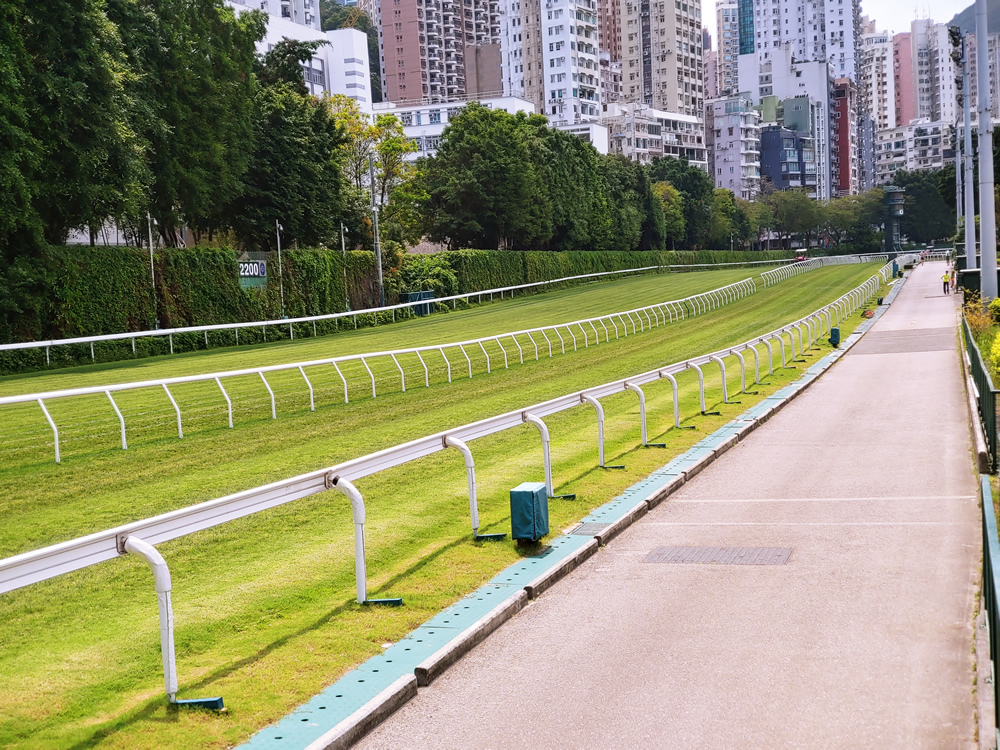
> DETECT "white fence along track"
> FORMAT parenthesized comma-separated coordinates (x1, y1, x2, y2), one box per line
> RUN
(1, 259, 795, 364)
(3, 278, 758, 463)
(0, 260, 901, 706)
(761, 254, 888, 287)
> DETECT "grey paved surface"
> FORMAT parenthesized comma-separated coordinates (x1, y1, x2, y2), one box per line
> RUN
(358, 262, 981, 749)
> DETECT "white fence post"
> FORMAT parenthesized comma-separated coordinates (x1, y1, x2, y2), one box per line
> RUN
(38, 399, 59, 464)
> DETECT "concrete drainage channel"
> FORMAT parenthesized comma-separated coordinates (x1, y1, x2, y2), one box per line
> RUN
(241, 274, 909, 750)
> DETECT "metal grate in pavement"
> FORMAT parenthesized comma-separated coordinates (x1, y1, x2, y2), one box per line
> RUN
(643, 546, 792, 565)
(571, 523, 609, 536)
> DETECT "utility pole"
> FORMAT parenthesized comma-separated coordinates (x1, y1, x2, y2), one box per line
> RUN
(275, 220, 286, 317)
(369, 155, 384, 306)
(341, 222, 350, 311)
(963, 34, 977, 270)
(955, 124, 963, 226)
(977, 3, 997, 297)
(147, 212, 158, 328)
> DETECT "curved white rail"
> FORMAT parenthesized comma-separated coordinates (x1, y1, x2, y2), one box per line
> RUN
(5, 278, 758, 463)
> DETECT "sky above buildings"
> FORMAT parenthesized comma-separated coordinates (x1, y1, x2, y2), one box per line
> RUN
(703, 0, 973, 39)
(859, 0, 969, 33)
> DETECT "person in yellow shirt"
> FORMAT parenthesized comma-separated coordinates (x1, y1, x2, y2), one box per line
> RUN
(942, 271, 950, 294)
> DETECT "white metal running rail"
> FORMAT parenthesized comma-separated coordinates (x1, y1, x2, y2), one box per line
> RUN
(0, 262, 896, 707)
(760, 254, 889, 287)
(3, 278, 757, 464)
(1, 259, 795, 364)
(0, 266, 891, 705)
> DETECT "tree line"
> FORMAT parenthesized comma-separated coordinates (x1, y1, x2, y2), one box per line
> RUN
(1, 0, 957, 272)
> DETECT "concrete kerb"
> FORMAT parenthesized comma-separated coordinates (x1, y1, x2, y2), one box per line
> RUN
(595, 500, 649, 546)
(303, 675, 417, 750)
(523, 539, 599, 599)
(241, 271, 908, 750)
(414, 588, 529, 687)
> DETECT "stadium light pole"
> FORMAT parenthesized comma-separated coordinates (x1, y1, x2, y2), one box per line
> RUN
(368, 154, 384, 306)
(964, 36, 977, 270)
(275, 220, 286, 317)
(147, 212, 158, 328)
(976, 3, 997, 297)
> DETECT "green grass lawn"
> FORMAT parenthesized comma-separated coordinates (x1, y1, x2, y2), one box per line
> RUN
(0, 263, 885, 749)
(0, 268, 756, 396)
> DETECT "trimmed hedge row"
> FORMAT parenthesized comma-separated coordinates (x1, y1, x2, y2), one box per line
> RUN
(445, 249, 795, 292)
(0, 246, 794, 373)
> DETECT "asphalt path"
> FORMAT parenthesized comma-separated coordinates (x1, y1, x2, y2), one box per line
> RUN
(358, 261, 980, 749)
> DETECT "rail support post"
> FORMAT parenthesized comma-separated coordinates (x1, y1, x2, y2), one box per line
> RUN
(326, 475, 402, 606)
(688, 362, 721, 415)
(524, 413, 576, 499)
(444, 436, 505, 541)
(626, 382, 665, 447)
(122, 536, 224, 710)
(709, 354, 740, 405)
(659, 371, 695, 430)
(582, 394, 625, 469)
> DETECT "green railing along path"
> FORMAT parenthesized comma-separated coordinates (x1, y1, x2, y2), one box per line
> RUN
(963, 318, 998, 471)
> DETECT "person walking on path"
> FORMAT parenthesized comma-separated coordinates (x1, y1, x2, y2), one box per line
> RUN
(942, 271, 951, 294)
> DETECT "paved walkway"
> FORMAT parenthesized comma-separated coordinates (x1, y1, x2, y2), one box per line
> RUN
(358, 261, 981, 749)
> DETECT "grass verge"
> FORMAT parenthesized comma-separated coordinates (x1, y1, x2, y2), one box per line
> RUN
(0, 264, 886, 748)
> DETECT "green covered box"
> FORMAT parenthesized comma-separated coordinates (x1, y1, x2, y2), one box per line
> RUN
(510, 481, 549, 542)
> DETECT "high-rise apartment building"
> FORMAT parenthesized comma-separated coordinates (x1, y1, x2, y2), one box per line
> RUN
(618, 0, 704, 118)
(601, 53, 624, 103)
(748, 45, 832, 200)
(501, 0, 602, 124)
(893, 32, 915, 126)
(705, 93, 760, 198)
(715, 0, 739, 97)
(874, 119, 952, 183)
(603, 102, 707, 164)
(859, 20, 894, 131)
(598, 0, 622, 62)
(227, 1, 372, 108)
(759, 126, 818, 196)
(705, 50, 719, 99)
(832, 78, 859, 195)
(735, 0, 861, 87)
(367, 0, 502, 105)
(905, 20, 960, 125)
(232, 0, 320, 29)
(887, 20, 1000, 127)
(967, 31, 1000, 119)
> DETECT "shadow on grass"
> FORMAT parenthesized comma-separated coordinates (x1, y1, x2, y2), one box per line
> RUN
(63, 529, 484, 749)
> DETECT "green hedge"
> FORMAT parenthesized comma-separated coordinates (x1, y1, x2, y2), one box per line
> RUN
(0, 245, 796, 374)
(445, 249, 795, 291)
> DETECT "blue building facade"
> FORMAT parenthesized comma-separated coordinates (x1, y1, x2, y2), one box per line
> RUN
(759, 125, 817, 195)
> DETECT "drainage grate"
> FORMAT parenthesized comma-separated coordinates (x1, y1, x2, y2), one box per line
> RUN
(643, 546, 792, 565)
(571, 523, 609, 536)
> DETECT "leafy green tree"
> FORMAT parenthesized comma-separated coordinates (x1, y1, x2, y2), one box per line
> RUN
(21, 0, 144, 244)
(109, 0, 266, 245)
(653, 182, 686, 248)
(596, 156, 644, 252)
(737, 198, 772, 251)
(528, 124, 600, 252)
(0, 0, 38, 252)
(224, 84, 344, 251)
(819, 197, 854, 247)
(257, 38, 327, 95)
(768, 189, 818, 249)
(893, 169, 956, 244)
(647, 157, 714, 249)
(707, 189, 738, 249)
(328, 95, 420, 246)
(420, 104, 551, 250)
